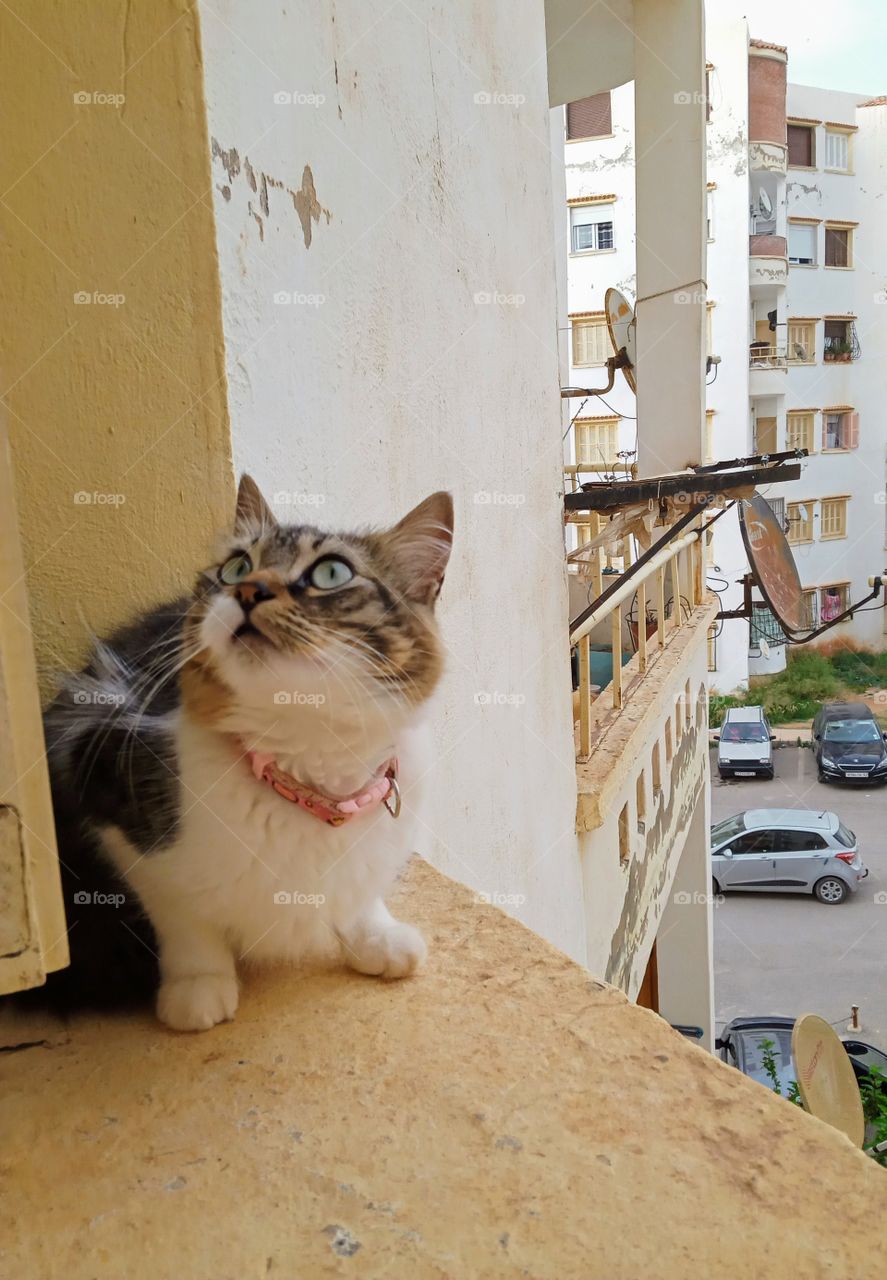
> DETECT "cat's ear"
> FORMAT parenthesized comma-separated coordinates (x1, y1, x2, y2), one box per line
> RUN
(383, 492, 454, 605)
(234, 474, 277, 536)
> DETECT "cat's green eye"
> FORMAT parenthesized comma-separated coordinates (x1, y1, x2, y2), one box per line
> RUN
(219, 552, 253, 585)
(309, 557, 354, 591)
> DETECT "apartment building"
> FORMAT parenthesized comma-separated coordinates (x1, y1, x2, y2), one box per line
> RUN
(564, 15, 887, 691)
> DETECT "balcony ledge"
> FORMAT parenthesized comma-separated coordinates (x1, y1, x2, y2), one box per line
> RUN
(3, 856, 887, 1278)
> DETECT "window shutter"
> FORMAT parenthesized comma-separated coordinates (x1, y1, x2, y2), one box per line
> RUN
(566, 93, 612, 140)
(826, 131, 848, 170)
(787, 124, 812, 166)
(847, 411, 859, 449)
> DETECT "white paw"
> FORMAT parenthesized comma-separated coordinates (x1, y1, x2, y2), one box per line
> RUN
(156, 973, 239, 1032)
(345, 922, 427, 979)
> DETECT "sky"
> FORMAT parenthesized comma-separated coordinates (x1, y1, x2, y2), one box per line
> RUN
(709, 0, 887, 97)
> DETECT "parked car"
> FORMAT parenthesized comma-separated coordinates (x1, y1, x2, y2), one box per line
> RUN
(812, 701, 887, 785)
(715, 705, 775, 780)
(717, 1016, 887, 1096)
(710, 808, 868, 904)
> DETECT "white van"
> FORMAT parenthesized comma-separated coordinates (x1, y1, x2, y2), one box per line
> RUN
(716, 706, 775, 780)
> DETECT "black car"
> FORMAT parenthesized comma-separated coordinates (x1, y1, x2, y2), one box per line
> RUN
(812, 702, 887, 785)
(717, 1016, 887, 1093)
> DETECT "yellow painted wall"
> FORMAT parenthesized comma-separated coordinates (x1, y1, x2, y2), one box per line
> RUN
(0, 0, 232, 692)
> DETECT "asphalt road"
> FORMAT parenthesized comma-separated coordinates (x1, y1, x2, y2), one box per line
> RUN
(710, 745, 887, 1049)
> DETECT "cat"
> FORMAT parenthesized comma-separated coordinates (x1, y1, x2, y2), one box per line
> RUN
(33, 476, 453, 1031)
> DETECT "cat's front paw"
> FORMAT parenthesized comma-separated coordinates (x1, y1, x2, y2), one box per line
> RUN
(344, 921, 427, 979)
(157, 973, 239, 1031)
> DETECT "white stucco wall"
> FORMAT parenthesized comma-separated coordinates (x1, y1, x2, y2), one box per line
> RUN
(195, 0, 588, 960)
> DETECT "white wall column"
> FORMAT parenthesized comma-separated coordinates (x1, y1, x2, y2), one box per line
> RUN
(655, 786, 715, 1048)
(633, 0, 707, 475)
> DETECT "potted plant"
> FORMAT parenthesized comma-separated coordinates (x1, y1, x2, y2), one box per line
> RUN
(824, 340, 852, 363)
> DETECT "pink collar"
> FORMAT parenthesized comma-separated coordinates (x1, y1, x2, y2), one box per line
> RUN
(244, 748, 400, 826)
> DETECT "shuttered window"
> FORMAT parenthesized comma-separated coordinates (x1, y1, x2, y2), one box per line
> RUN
(823, 410, 858, 450)
(570, 203, 615, 253)
(787, 123, 815, 167)
(786, 501, 813, 544)
(820, 583, 850, 622)
(787, 321, 816, 362)
(820, 498, 848, 539)
(825, 225, 851, 267)
(566, 93, 612, 140)
(574, 418, 619, 464)
(825, 129, 850, 172)
(786, 412, 814, 452)
(788, 222, 816, 265)
(571, 316, 609, 366)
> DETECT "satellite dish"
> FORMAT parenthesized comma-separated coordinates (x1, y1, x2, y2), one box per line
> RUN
(758, 189, 774, 219)
(792, 1014, 864, 1147)
(604, 287, 637, 393)
(739, 493, 807, 636)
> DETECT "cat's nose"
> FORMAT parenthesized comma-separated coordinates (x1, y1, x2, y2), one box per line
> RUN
(234, 579, 277, 611)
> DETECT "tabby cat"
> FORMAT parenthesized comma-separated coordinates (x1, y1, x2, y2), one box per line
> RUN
(34, 476, 453, 1031)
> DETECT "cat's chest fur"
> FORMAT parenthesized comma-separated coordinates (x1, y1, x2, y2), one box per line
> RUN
(104, 714, 428, 964)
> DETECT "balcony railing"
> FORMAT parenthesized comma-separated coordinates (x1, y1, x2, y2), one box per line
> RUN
(749, 344, 787, 369)
(569, 513, 705, 760)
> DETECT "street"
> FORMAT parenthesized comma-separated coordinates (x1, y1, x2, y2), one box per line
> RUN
(711, 745, 887, 1048)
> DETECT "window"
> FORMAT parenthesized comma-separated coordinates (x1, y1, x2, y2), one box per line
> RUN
(570, 315, 609, 366)
(824, 128, 851, 172)
(765, 495, 785, 527)
(771, 830, 829, 853)
(566, 93, 612, 140)
(731, 831, 774, 855)
(706, 188, 714, 241)
(618, 803, 630, 865)
(574, 417, 619, 464)
(787, 122, 815, 167)
(801, 588, 818, 630)
(820, 583, 850, 622)
(787, 320, 816, 363)
(570, 203, 614, 253)
(786, 411, 815, 453)
(707, 623, 717, 672)
(636, 771, 646, 828)
(788, 222, 817, 266)
(820, 497, 848, 540)
(825, 224, 852, 268)
(823, 410, 858, 450)
(823, 318, 856, 360)
(786, 501, 813, 545)
(652, 740, 661, 791)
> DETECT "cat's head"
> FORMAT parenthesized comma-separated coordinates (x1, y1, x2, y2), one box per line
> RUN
(183, 476, 453, 723)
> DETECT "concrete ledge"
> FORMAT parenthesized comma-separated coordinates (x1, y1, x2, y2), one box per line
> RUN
(2, 857, 886, 1277)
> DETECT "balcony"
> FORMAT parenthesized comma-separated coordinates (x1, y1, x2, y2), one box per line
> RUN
(749, 140, 788, 175)
(749, 343, 788, 397)
(4, 855, 887, 1275)
(749, 235, 788, 291)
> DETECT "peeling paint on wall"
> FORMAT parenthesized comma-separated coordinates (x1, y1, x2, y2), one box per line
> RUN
(210, 143, 330, 247)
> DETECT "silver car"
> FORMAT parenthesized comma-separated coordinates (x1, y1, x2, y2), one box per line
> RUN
(711, 808, 868, 904)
